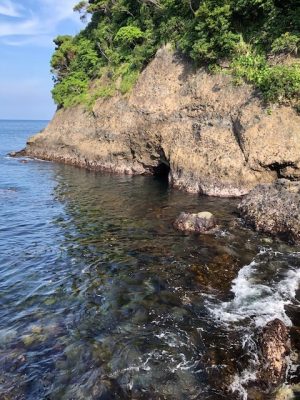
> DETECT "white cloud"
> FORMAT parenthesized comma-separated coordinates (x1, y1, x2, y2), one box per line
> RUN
(0, 0, 82, 45)
(0, 0, 22, 17)
(1, 34, 53, 47)
(0, 16, 41, 36)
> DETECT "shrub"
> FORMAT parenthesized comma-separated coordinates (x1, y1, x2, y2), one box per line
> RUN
(271, 33, 300, 56)
(230, 53, 300, 102)
(120, 69, 139, 94)
(258, 65, 300, 102)
(114, 26, 145, 46)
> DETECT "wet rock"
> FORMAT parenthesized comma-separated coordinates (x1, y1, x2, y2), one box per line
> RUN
(22, 333, 47, 347)
(191, 253, 241, 291)
(9, 149, 26, 157)
(22, 334, 36, 347)
(285, 305, 300, 327)
(258, 319, 290, 390)
(158, 290, 182, 306)
(173, 211, 217, 233)
(289, 327, 300, 386)
(91, 376, 128, 400)
(275, 385, 295, 400)
(238, 180, 300, 243)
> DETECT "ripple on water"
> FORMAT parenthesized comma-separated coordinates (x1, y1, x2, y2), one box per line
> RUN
(0, 121, 300, 400)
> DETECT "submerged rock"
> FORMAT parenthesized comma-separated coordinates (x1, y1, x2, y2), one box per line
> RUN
(238, 180, 300, 243)
(258, 319, 290, 390)
(173, 211, 217, 233)
(191, 253, 240, 291)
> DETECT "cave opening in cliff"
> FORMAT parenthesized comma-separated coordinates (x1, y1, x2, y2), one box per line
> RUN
(153, 161, 170, 183)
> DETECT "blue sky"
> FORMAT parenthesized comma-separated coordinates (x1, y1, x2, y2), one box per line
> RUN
(0, 0, 84, 120)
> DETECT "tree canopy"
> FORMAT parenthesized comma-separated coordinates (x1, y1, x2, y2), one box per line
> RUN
(51, 0, 300, 108)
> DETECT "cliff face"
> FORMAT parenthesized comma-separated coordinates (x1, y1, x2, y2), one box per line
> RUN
(23, 46, 300, 197)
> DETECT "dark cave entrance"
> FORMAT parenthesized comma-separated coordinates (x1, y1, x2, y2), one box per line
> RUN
(152, 161, 170, 183)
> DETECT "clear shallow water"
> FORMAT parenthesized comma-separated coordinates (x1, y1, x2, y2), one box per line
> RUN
(0, 120, 300, 400)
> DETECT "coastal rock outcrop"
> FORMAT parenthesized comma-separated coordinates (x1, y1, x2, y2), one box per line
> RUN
(238, 179, 300, 242)
(258, 319, 290, 390)
(173, 211, 217, 233)
(18, 46, 300, 197)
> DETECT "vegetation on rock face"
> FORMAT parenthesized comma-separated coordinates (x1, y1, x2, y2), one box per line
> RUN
(51, 0, 300, 108)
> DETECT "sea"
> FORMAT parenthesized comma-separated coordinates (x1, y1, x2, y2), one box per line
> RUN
(0, 120, 299, 399)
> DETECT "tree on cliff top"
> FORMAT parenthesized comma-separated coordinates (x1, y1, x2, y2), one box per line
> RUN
(51, 0, 300, 108)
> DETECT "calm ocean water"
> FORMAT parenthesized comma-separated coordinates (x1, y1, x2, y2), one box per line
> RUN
(0, 120, 299, 399)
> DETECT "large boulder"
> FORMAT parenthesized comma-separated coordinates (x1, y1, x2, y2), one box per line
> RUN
(238, 180, 300, 243)
(258, 319, 290, 390)
(173, 211, 217, 233)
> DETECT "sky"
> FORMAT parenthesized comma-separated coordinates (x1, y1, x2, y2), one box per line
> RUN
(0, 0, 84, 120)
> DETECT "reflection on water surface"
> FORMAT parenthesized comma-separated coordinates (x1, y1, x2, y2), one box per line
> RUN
(0, 121, 299, 399)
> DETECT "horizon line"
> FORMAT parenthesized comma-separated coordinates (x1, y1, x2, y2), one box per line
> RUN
(0, 119, 50, 121)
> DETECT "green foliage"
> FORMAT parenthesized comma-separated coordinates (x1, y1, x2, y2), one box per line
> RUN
(73, 1, 86, 14)
(230, 52, 300, 103)
(271, 33, 300, 56)
(190, 2, 240, 62)
(51, 35, 77, 82)
(119, 69, 139, 94)
(85, 84, 116, 110)
(258, 64, 300, 102)
(51, 72, 88, 108)
(114, 26, 145, 45)
(51, 0, 300, 108)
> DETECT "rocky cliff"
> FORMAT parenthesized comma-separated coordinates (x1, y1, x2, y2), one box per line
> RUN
(21, 46, 300, 197)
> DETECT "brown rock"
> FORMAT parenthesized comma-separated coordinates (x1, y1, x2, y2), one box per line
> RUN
(17, 46, 300, 197)
(191, 253, 241, 291)
(258, 319, 290, 389)
(173, 211, 217, 233)
(238, 179, 300, 242)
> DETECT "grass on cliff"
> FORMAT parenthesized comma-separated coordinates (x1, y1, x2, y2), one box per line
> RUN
(51, 0, 300, 109)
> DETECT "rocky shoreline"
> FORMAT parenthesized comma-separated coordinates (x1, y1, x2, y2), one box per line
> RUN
(12, 46, 300, 397)
(13, 46, 300, 198)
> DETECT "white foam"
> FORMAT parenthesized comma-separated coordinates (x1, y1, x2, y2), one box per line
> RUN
(207, 251, 300, 399)
(210, 259, 300, 328)
(228, 333, 260, 399)
(230, 369, 257, 400)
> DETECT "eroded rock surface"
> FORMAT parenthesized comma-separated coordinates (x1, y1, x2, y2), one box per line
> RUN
(18, 46, 300, 196)
(173, 211, 217, 233)
(238, 180, 300, 242)
(258, 319, 290, 390)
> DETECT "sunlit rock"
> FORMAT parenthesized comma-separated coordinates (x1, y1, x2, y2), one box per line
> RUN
(173, 211, 217, 233)
(258, 319, 290, 390)
(238, 179, 300, 243)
